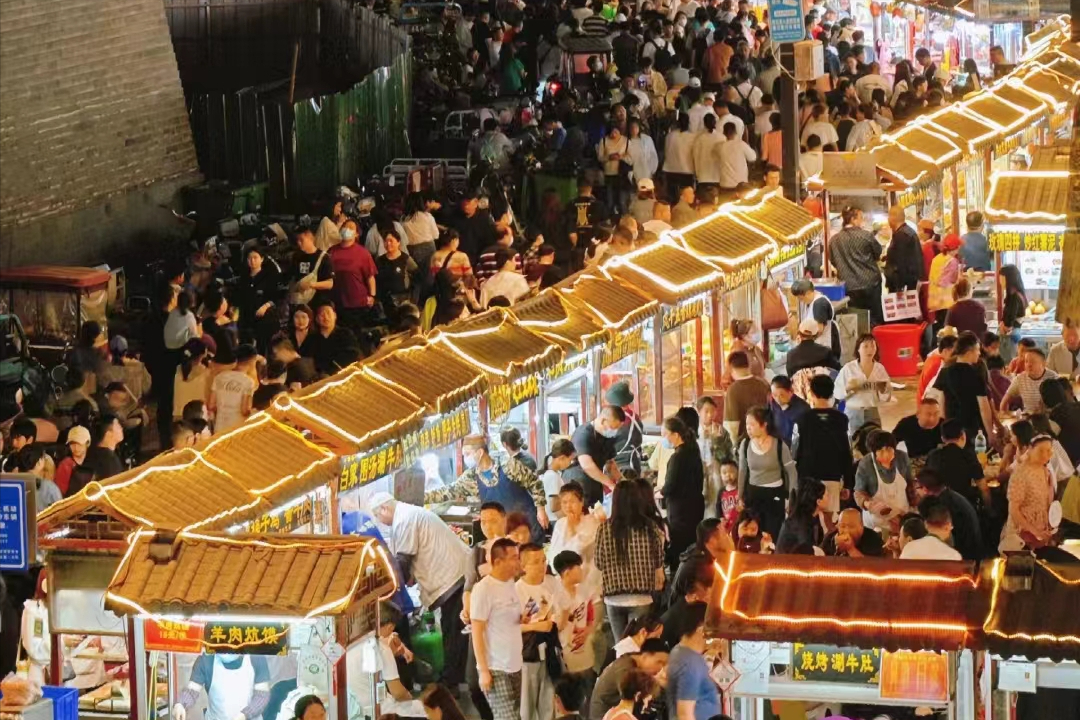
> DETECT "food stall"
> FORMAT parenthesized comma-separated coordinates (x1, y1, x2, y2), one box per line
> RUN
(600, 238, 727, 423)
(558, 273, 660, 431)
(511, 289, 611, 452)
(35, 417, 340, 719)
(984, 168, 1072, 347)
(427, 309, 564, 459)
(706, 551, 983, 720)
(102, 529, 396, 720)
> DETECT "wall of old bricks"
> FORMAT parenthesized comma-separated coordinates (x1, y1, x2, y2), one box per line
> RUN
(0, 0, 202, 268)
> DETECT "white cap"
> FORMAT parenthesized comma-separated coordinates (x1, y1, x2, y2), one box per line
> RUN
(615, 13, 628, 22)
(637, 178, 655, 191)
(367, 491, 395, 512)
(688, 77, 702, 88)
(799, 318, 822, 337)
(67, 425, 91, 446)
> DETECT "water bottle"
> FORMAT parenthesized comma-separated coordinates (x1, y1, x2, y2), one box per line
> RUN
(974, 430, 988, 464)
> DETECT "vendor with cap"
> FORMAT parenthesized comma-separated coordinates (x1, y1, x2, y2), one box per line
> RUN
(790, 278, 839, 360)
(786, 318, 842, 382)
(928, 233, 962, 336)
(425, 435, 549, 540)
(606, 381, 644, 474)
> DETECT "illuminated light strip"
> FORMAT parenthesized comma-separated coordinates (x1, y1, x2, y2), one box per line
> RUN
(985, 223, 1068, 233)
(718, 552, 737, 612)
(1039, 563, 1080, 586)
(962, 92, 1043, 135)
(728, 609, 972, 635)
(366, 360, 487, 411)
(1008, 76, 1069, 109)
(276, 395, 410, 447)
(726, 567, 979, 587)
(600, 249, 724, 295)
(981, 558, 1080, 645)
(985, 171, 1073, 222)
(885, 126, 964, 167)
(869, 144, 933, 187)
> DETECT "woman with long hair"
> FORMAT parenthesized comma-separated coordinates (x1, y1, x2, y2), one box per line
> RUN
(626, 119, 658, 187)
(721, 318, 766, 387)
(737, 406, 795, 540)
(289, 304, 317, 358)
(998, 264, 1027, 363)
(538, 437, 575, 517)
(890, 60, 914, 107)
(776, 477, 833, 553)
(172, 338, 210, 419)
(421, 684, 468, 720)
(659, 415, 705, 572)
(595, 480, 665, 639)
(165, 289, 200, 350)
(1000, 434, 1057, 552)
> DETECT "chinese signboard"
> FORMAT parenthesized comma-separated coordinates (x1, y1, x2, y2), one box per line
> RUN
(988, 230, 1065, 252)
(544, 354, 590, 382)
(821, 151, 878, 187)
(602, 327, 648, 367)
(662, 298, 705, 333)
(0, 478, 34, 572)
(203, 621, 289, 655)
(767, 244, 807, 270)
(897, 186, 930, 209)
(723, 266, 759, 292)
(767, 0, 805, 43)
(339, 442, 406, 493)
(792, 644, 881, 684)
(879, 650, 950, 702)
(488, 374, 541, 422)
(403, 406, 472, 465)
(144, 618, 205, 654)
(249, 494, 315, 534)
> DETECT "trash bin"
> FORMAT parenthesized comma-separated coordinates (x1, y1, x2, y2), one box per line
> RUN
(872, 323, 926, 377)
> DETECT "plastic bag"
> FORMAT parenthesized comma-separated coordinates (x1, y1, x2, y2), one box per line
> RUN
(20, 600, 50, 666)
(0, 672, 42, 707)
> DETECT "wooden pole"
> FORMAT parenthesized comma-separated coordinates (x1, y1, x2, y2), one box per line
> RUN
(288, 40, 301, 106)
(1055, 101, 1080, 327)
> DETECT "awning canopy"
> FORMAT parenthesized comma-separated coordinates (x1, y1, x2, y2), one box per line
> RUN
(985, 170, 1073, 225)
(270, 366, 428, 454)
(730, 190, 823, 247)
(963, 91, 1041, 135)
(512, 288, 610, 354)
(673, 210, 778, 272)
(706, 552, 983, 653)
(1028, 144, 1072, 170)
(559, 273, 658, 332)
(428, 308, 564, 381)
(1014, 70, 1079, 110)
(981, 557, 1080, 663)
(989, 83, 1053, 115)
(366, 338, 489, 415)
(600, 239, 725, 307)
(922, 107, 1002, 155)
(882, 125, 964, 168)
(105, 530, 395, 619)
(868, 142, 942, 189)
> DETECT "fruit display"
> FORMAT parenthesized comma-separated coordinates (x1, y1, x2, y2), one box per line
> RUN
(1025, 300, 1049, 317)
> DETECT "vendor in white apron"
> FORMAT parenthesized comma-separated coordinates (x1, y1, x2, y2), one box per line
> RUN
(790, 279, 839, 359)
(173, 653, 271, 720)
(853, 433, 912, 536)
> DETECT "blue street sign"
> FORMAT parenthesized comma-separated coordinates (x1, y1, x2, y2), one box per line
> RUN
(0, 479, 30, 572)
(768, 0, 805, 44)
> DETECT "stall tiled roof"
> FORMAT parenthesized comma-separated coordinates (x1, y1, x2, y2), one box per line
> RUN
(921, 107, 1001, 154)
(1023, 20, 1065, 54)
(985, 170, 1073, 224)
(1015, 70, 1079, 108)
(512, 289, 610, 354)
(883, 125, 964, 167)
(1041, 56, 1080, 83)
(868, 142, 941, 188)
(1028, 144, 1072, 170)
(980, 558, 1080, 663)
(560, 273, 658, 331)
(990, 83, 1052, 115)
(429, 308, 564, 380)
(673, 210, 778, 272)
(730, 191, 823, 246)
(963, 92, 1036, 134)
(706, 552, 982, 652)
(270, 367, 427, 454)
(366, 339, 489, 414)
(198, 415, 339, 507)
(600, 239, 725, 306)
(1054, 40, 1080, 63)
(105, 530, 394, 618)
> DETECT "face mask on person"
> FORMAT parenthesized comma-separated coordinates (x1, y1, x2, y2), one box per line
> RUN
(463, 453, 479, 469)
(341, 228, 356, 240)
(661, 436, 674, 449)
(600, 424, 620, 439)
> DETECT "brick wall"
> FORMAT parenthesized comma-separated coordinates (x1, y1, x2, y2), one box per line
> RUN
(0, 0, 201, 265)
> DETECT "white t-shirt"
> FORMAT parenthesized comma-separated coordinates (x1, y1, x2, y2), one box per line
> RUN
(541, 469, 564, 517)
(663, 131, 696, 174)
(801, 120, 839, 148)
(516, 576, 560, 623)
(691, 132, 726, 184)
(211, 370, 255, 434)
(471, 575, 524, 673)
(480, 270, 531, 307)
(401, 212, 440, 246)
(713, 112, 744, 141)
(835, 360, 892, 409)
(716, 139, 756, 188)
(613, 636, 640, 658)
(900, 535, 962, 561)
(687, 103, 717, 134)
(378, 640, 427, 716)
(642, 219, 673, 236)
(554, 582, 599, 673)
(391, 502, 470, 606)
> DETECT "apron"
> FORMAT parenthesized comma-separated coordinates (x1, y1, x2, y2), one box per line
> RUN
(207, 656, 255, 720)
(476, 463, 544, 542)
(863, 459, 909, 533)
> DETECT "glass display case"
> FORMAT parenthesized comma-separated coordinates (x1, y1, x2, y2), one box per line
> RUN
(661, 317, 706, 419)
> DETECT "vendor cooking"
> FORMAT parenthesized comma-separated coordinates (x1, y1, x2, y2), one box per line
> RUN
(173, 653, 271, 720)
(425, 434, 550, 542)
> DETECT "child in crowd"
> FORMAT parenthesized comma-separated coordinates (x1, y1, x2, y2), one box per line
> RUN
(506, 511, 533, 545)
(553, 550, 600, 706)
(733, 509, 774, 554)
(517, 544, 559, 720)
(717, 459, 739, 533)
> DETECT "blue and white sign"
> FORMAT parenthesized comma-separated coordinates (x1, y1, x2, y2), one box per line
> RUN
(0, 479, 30, 572)
(767, 0, 805, 44)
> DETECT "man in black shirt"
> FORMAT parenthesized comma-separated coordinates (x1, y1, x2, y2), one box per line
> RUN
(822, 508, 884, 557)
(934, 333, 999, 449)
(200, 290, 237, 367)
(893, 397, 943, 460)
(565, 179, 609, 269)
(914, 468, 984, 560)
(925, 419, 988, 509)
(786, 319, 842, 379)
(884, 205, 923, 292)
(449, 190, 496, 262)
(288, 228, 335, 308)
(792, 375, 854, 499)
(270, 337, 317, 392)
(563, 405, 625, 508)
(84, 414, 125, 481)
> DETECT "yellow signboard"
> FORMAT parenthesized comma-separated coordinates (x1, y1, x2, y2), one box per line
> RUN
(662, 298, 705, 333)
(403, 407, 471, 464)
(988, 229, 1064, 252)
(544, 354, 590, 382)
(339, 442, 405, 493)
(602, 328, 647, 367)
(488, 374, 541, 422)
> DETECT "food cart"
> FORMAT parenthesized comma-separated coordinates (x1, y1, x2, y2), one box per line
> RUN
(35, 417, 340, 719)
(558, 273, 660, 431)
(512, 289, 611, 452)
(706, 551, 983, 720)
(984, 168, 1072, 347)
(102, 529, 395, 720)
(599, 238, 726, 424)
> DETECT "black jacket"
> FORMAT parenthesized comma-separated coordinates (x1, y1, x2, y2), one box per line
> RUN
(786, 339, 841, 378)
(884, 224, 923, 292)
(792, 408, 854, 490)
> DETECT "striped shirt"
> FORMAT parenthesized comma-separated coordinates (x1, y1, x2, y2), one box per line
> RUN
(1005, 368, 1059, 413)
(388, 501, 470, 606)
(475, 246, 523, 283)
(581, 14, 610, 36)
(828, 227, 883, 291)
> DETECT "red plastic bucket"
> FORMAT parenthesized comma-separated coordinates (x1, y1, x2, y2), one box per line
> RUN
(871, 323, 926, 377)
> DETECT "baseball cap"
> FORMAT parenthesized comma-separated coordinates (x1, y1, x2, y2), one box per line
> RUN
(637, 178, 655, 191)
(367, 491, 395, 512)
(688, 77, 702, 88)
(799, 318, 823, 337)
(67, 425, 91, 446)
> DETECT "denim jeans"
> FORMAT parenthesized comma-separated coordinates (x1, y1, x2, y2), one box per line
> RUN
(604, 600, 652, 641)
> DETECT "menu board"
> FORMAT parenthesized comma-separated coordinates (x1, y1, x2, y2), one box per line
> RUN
(1013, 251, 1062, 291)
